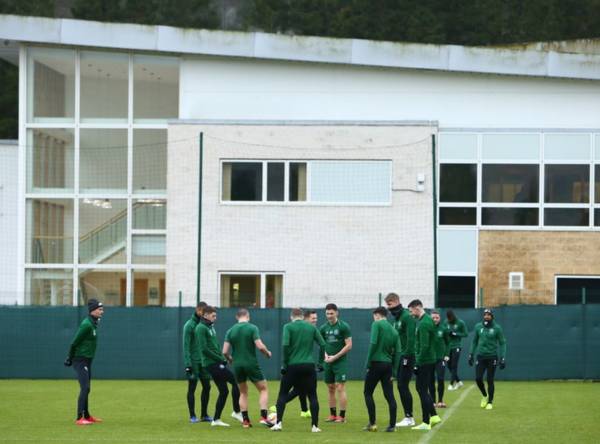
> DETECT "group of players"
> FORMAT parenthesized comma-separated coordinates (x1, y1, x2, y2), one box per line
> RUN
(65, 293, 507, 432)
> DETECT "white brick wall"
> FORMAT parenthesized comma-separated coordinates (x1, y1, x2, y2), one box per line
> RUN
(0, 141, 18, 305)
(167, 125, 435, 308)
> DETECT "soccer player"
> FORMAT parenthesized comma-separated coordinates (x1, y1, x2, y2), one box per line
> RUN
(363, 306, 399, 433)
(468, 308, 507, 410)
(271, 308, 326, 433)
(222, 308, 273, 428)
(63, 299, 104, 425)
(182, 302, 212, 423)
(430, 310, 450, 408)
(384, 292, 416, 427)
(320, 303, 352, 423)
(408, 299, 441, 431)
(195, 306, 241, 427)
(444, 309, 468, 391)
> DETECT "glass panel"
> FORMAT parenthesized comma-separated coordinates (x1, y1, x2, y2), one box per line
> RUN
(79, 199, 127, 264)
(482, 164, 539, 203)
(545, 165, 589, 203)
(289, 162, 307, 202)
(133, 129, 167, 193)
(310, 161, 391, 203)
(26, 199, 74, 264)
(25, 268, 72, 305)
(544, 208, 589, 227)
(222, 162, 263, 201)
(27, 47, 75, 122)
(132, 271, 166, 306)
(596, 166, 600, 204)
(267, 162, 284, 201)
(78, 269, 126, 306)
(440, 164, 477, 202)
(439, 207, 476, 225)
(481, 134, 539, 160)
(220, 274, 260, 308)
(265, 274, 283, 308)
(80, 129, 128, 193)
(544, 134, 590, 161)
(438, 229, 477, 273)
(438, 134, 477, 160)
(482, 208, 539, 226)
(133, 55, 179, 121)
(438, 276, 475, 308)
(132, 235, 165, 264)
(596, 209, 600, 227)
(27, 129, 74, 192)
(80, 51, 128, 122)
(133, 199, 166, 229)
(557, 278, 600, 304)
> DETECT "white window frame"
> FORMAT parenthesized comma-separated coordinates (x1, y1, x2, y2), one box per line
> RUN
(554, 274, 600, 305)
(217, 271, 285, 308)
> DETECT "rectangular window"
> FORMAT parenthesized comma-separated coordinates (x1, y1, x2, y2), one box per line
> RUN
(595, 165, 600, 204)
(289, 162, 307, 201)
(132, 235, 166, 264)
(438, 276, 475, 308)
(133, 200, 166, 230)
(132, 271, 166, 306)
(267, 162, 285, 201)
(133, 129, 167, 193)
(556, 277, 600, 304)
(482, 208, 539, 226)
(544, 209, 589, 227)
(440, 164, 477, 202)
(222, 162, 263, 201)
(26, 198, 74, 264)
(220, 273, 283, 308)
(482, 164, 539, 203)
(545, 165, 589, 203)
(27, 129, 74, 192)
(78, 269, 126, 306)
(439, 207, 476, 225)
(133, 55, 179, 122)
(79, 198, 127, 264)
(80, 129, 128, 193)
(25, 269, 72, 305)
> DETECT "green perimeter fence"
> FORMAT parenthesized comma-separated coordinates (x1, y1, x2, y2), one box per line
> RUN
(0, 304, 598, 381)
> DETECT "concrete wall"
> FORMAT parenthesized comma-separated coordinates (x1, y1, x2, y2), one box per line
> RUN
(0, 141, 18, 305)
(167, 124, 435, 307)
(478, 231, 600, 306)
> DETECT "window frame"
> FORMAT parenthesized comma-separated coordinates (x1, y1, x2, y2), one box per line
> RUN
(218, 271, 285, 308)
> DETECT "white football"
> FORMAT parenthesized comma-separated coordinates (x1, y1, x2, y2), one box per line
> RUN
(267, 412, 277, 423)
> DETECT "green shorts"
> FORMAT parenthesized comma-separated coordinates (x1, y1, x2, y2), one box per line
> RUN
(191, 362, 211, 381)
(233, 364, 265, 383)
(324, 361, 348, 384)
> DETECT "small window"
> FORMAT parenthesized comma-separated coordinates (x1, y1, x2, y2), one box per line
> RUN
(544, 209, 589, 227)
(439, 207, 476, 225)
(508, 272, 524, 290)
(439, 164, 477, 203)
(220, 273, 283, 308)
(438, 276, 475, 308)
(482, 164, 539, 203)
(267, 162, 285, 201)
(222, 162, 263, 201)
(545, 165, 589, 203)
(289, 162, 307, 201)
(482, 208, 539, 226)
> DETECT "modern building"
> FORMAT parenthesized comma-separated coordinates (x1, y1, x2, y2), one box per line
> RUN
(1, 14, 599, 308)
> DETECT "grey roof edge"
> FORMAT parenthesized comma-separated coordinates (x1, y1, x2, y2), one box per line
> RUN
(1, 14, 600, 80)
(169, 119, 439, 127)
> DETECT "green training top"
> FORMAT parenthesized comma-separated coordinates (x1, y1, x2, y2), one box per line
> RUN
(365, 319, 400, 374)
(391, 308, 416, 357)
(225, 321, 261, 367)
(319, 319, 351, 362)
(282, 319, 325, 368)
(444, 318, 468, 348)
(469, 321, 506, 359)
(195, 320, 225, 367)
(68, 316, 98, 359)
(432, 322, 450, 361)
(182, 313, 201, 367)
(415, 313, 437, 366)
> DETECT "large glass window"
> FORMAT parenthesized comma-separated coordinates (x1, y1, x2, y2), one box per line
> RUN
(556, 277, 600, 304)
(25, 269, 73, 305)
(132, 235, 165, 264)
(79, 199, 127, 264)
(80, 51, 128, 122)
(220, 273, 283, 308)
(78, 269, 126, 306)
(133, 129, 167, 193)
(482, 164, 539, 203)
(26, 199, 74, 264)
(222, 162, 263, 201)
(27, 129, 74, 192)
(80, 129, 128, 193)
(133, 199, 166, 230)
(132, 271, 166, 306)
(438, 276, 475, 308)
(482, 208, 539, 226)
(544, 165, 589, 203)
(27, 48, 75, 122)
(544, 209, 589, 227)
(133, 55, 179, 121)
(440, 164, 477, 202)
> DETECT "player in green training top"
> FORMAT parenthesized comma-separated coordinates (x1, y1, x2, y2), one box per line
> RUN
(320, 303, 352, 423)
(444, 309, 468, 391)
(429, 310, 450, 408)
(222, 308, 273, 428)
(468, 308, 506, 410)
(182, 301, 212, 423)
(63, 299, 104, 425)
(408, 299, 441, 431)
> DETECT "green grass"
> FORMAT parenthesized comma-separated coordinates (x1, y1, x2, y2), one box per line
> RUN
(0, 380, 598, 443)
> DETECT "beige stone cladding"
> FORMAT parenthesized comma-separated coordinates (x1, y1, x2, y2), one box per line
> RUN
(478, 230, 600, 306)
(166, 124, 435, 307)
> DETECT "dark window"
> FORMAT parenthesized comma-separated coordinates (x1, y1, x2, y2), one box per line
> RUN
(289, 162, 307, 202)
(545, 165, 589, 203)
(544, 209, 589, 227)
(439, 207, 476, 225)
(438, 276, 475, 308)
(482, 208, 539, 226)
(482, 164, 539, 203)
(595, 209, 600, 226)
(229, 162, 262, 201)
(595, 165, 600, 204)
(267, 162, 284, 201)
(556, 278, 600, 304)
(440, 164, 477, 202)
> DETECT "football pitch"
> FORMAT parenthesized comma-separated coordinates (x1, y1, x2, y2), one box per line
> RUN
(0, 380, 598, 443)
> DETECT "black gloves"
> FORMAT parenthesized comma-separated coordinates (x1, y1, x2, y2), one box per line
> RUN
(316, 364, 324, 373)
(185, 366, 193, 374)
(468, 354, 474, 366)
(64, 357, 72, 367)
(413, 366, 419, 375)
(499, 358, 506, 370)
(280, 367, 287, 375)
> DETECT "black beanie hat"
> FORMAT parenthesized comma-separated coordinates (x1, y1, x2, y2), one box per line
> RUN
(88, 299, 103, 313)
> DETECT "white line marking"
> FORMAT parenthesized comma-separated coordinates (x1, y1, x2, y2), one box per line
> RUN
(418, 384, 475, 444)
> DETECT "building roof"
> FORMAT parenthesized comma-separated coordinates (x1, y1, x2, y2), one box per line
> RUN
(1, 14, 600, 80)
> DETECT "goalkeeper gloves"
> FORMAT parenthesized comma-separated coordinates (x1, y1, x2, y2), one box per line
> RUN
(64, 357, 72, 367)
(499, 358, 506, 370)
(468, 354, 474, 366)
